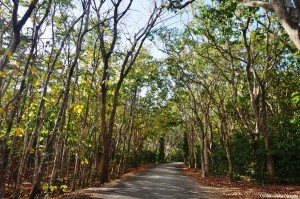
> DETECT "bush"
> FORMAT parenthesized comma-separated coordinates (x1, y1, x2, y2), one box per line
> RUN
(139, 150, 157, 163)
(169, 148, 184, 162)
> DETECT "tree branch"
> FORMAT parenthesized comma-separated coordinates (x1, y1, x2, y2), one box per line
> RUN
(242, 0, 300, 50)
(242, 1, 274, 11)
(167, 0, 195, 9)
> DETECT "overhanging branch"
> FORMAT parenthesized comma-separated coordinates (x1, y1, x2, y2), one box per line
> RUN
(168, 0, 195, 9)
(242, 1, 274, 11)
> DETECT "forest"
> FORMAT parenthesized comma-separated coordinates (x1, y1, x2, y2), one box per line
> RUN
(0, 0, 299, 198)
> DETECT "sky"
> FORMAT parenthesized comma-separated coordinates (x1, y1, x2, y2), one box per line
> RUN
(16, 0, 198, 59)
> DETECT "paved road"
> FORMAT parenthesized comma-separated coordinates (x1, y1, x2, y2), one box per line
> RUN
(65, 162, 225, 199)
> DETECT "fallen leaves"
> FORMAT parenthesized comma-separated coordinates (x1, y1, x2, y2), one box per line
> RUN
(179, 165, 300, 199)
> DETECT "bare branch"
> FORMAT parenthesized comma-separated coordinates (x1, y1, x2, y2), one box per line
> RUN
(167, 0, 195, 9)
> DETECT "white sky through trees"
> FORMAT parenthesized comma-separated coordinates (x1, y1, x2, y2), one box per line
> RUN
(15, 0, 196, 59)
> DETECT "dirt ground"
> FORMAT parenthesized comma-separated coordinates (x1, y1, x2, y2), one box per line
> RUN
(180, 165, 300, 199)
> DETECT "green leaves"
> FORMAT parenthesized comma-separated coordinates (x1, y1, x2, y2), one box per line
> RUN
(291, 92, 300, 106)
(81, 157, 89, 165)
(4, 49, 13, 58)
(60, 185, 68, 192)
(291, 92, 300, 127)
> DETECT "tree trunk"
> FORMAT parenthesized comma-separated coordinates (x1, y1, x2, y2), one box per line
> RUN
(200, 137, 206, 178)
(261, 85, 274, 182)
(224, 138, 233, 182)
(99, 138, 111, 183)
(0, 71, 29, 198)
(123, 86, 138, 173)
(5, 93, 27, 189)
(28, 7, 90, 196)
(203, 114, 209, 176)
(100, 80, 123, 183)
(0, 0, 38, 75)
(50, 128, 64, 186)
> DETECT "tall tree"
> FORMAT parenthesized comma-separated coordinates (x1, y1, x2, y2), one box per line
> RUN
(242, 0, 300, 50)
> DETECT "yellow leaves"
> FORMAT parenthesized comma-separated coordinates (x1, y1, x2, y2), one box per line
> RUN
(74, 105, 83, 114)
(31, 79, 40, 86)
(135, 67, 142, 74)
(0, 71, 6, 78)
(42, 96, 57, 104)
(107, 89, 114, 96)
(18, 123, 26, 129)
(15, 127, 24, 137)
(60, 185, 68, 192)
(15, 128, 23, 137)
(81, 158, 89, 165)
(43, 97, 49, 102)
(55, 60, 63, 69)
(82, 91, 88, 97)
(50, 185, 58, 192)
(4, 50, 13, 58)
(0, 107, 5, 115)
(15, 124, 26, 137)
(30, 147, 35, 153)
(30, 67, 37, 74)
(81, 78, 87, 84)
(86, 54, 94, 61)
(13, 69, 19, 76)
(8, 104, 14, 110)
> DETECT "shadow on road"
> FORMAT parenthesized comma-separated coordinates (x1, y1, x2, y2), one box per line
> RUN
(62, 162, 226, 199)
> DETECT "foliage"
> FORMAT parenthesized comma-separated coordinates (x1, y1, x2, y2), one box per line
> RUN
(139, 150, 157, 163)
(169, 147, 184, 162)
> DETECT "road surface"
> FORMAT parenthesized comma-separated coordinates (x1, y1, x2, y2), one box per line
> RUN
(62, 162, 226, 199)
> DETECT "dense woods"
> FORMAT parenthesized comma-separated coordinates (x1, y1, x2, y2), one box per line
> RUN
(0, 0, 299, 198)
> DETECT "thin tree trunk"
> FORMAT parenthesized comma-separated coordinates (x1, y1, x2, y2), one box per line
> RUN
(0, 0, 38, 87)
(28, 6, 90, 197)
(71, 132, 82, 191)
(0, 54, 31, 198)
(13, 2, 86, 196)
(222, 116, 233, 182)
(200, 137, 205, 178)
(5, 91, 27, 190)
(123, 86, 138, 174)
(204, 114, 209, 176)
(261, 85, 274, 182)
(50, 125, 64, 186)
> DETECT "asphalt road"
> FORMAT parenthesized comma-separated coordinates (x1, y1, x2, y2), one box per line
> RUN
(64, 162, 225, 199)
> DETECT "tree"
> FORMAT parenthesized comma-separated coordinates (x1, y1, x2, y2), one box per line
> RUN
(156, 0, 299, 183)
(242, 0, 300, 50)
(91, 0, 165, 184)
